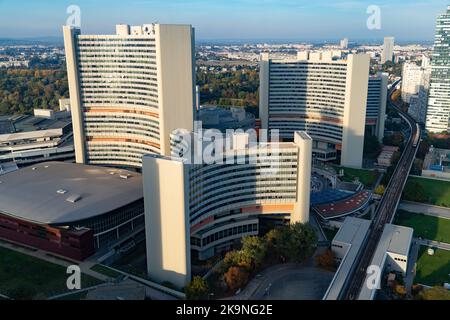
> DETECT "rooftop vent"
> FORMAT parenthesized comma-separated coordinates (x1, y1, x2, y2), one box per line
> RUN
(66, 194, 82, 203)
(57, 189, 68, 194)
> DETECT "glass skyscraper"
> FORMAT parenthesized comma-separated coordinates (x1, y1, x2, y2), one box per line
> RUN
(426, 6, 450, 133)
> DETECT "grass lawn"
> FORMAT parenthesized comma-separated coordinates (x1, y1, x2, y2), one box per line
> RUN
(91, 264, 122, 279)
(404, 176, 450, 207)
(414, 246, 450, 286)
(0, 246, 102, 299)
(336, 166, 378, 188)
(395, 210, 450, 243)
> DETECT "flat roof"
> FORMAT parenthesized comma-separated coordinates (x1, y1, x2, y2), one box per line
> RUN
(323, 217, 371, 300)
(0, 161, 143, 225)
(358, 223, 413, 300)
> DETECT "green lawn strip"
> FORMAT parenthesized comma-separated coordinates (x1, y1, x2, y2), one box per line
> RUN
(91, 264, 122, 279)
(336, 166, 378, 187)
(404, 176, 450, 207)
(414, 246, 450, 287)
(395, 210, 450, 243)
(0, 246, 102, 298)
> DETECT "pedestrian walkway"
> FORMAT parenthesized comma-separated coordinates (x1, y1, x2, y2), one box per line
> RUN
(399, 201, 450, 219)
(415, 238, 450, 251)
(0, 238, 109, 281)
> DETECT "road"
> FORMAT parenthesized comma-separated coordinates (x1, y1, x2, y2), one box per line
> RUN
(341, 80, 421, 300)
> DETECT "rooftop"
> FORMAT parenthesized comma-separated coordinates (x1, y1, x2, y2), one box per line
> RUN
(323, 217, 371, 300)
(0, 161, 143, 225)
(358, 223, 413, 300)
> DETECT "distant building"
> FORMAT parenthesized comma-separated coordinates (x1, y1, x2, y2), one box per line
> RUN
(143, 131, 312, 288)
(196, 106, 255, 132)
(426, 6, 450, 133)
(402, 62, 425, 104)
(377, 145, 399, 167)
(63, 23, 195, 169)
(381, 37, 395, 64)
(340, 38, 349, 49)
(0, 108, 74, 167)
(367, 73, 388, 142)
(0, 162, 144, 261)
(259, 51, 370, 168)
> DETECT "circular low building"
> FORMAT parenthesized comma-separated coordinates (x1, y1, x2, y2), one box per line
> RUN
(0, 161, 144, 261)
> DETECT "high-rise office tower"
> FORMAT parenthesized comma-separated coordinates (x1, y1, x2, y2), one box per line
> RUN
(63, 24, 195, 168)
(381, 36, 395, 64)
(367, 73, 388, 142)
(426, 6, 450, 133)
(402, 62, 426, 104)
(340, 38, 349, 49)
(143, 131, 312, 288)
(259, 51, 370, 168)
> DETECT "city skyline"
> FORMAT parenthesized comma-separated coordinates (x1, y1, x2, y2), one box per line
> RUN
(0, 0, 447, 41)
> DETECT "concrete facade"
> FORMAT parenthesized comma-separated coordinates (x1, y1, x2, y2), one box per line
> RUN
(63, 24, 195, 168)
(142, 131, 312, 287)
(259, 52, 369, 168)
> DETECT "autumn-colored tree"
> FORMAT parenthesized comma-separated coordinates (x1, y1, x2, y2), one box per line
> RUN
(374, 184, 386, 196)
(185, 276, 209, 300)
(223, 266, 249, 293)
(315, 249, 336, 271)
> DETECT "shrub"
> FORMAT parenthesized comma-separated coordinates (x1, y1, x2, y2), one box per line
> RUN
(185, 276, 209, 300)
(223, 266, 249, 293)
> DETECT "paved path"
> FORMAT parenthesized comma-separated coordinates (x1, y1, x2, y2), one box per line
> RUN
(0, 239, 109, 281)
(399, 201, 450, 219)
(415, 238, 450, 251)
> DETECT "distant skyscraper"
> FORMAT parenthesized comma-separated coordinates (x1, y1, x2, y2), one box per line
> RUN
(367, 73, 388, 142)
(63, 23, 195, 168)
(402, 62, 425, 104)
(426, 6, 450, 133)
(259, 51, 370, 168)
(381, 36, 395, 64)
(340, 38, 349, 49)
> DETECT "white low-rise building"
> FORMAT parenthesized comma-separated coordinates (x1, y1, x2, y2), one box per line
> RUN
(358, 224, 413, 300)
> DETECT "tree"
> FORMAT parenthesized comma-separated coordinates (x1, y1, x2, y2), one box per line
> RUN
(364, 134, 381, 158)
(240, 236, 268, 270)
(374, 184, 386, 196)
(275, 223, 318, 263)
(223, 266, 249, 293)
(417, 286, 450, 300)
(315, 249, 336, 271)
(185, 276, 209, 300)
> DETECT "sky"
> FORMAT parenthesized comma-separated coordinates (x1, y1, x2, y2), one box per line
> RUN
(0, 0, 448, 42)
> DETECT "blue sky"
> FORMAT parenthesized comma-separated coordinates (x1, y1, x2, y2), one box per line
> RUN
(0, 0, 447, 41)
